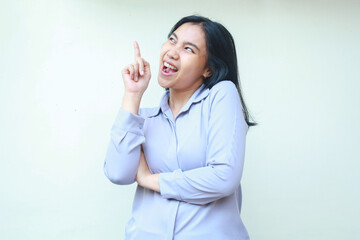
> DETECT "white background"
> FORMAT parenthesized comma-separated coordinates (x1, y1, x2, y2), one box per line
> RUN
(1, 0, 359, 239)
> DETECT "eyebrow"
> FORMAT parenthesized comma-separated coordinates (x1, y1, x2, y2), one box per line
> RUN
(172, 32, 200, 52)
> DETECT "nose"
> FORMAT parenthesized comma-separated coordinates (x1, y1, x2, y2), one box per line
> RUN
(166, 47, 180, 60)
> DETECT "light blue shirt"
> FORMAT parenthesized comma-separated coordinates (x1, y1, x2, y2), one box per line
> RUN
(104, 81, 250, 240)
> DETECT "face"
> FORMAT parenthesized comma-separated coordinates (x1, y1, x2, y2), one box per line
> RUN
(158, 23, 211, 92)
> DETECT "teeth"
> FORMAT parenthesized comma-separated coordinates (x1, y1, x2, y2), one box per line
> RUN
(164, 61, 177, 71)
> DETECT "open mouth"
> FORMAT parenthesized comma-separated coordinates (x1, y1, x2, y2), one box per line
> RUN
(162, 61, 178, 74)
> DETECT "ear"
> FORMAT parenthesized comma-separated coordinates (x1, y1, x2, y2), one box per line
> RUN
(202, 67, 212, 79)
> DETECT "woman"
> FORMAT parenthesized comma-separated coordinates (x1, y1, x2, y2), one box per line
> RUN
(104, 15, 256, 240)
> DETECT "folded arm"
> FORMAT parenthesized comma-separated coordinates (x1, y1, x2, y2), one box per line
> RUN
(138, 82, 249, 205)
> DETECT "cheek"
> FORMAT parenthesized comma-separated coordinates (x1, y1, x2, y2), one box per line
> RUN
(183, 56, 206, 74)
(160, 42, 171, 55)
(159, 45, 167, 59)
(159, 49, 165, 61)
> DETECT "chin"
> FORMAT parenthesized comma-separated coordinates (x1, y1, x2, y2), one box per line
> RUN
(158, 76, 171, 89)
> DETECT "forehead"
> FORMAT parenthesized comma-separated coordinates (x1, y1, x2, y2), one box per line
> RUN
(173, 23, 206, 48)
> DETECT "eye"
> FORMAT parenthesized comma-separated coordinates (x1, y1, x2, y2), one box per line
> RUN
(169, 37, 176, 43)
(185, 47, 194, 53)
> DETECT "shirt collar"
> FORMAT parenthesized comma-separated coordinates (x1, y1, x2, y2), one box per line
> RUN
(159, 84, 210, 117)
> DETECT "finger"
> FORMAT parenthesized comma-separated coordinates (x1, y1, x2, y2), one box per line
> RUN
(133, 62, 139, 81)
(121, 65, 130, 75)
(134, 41, 141, 59)
(138, 58, 145, 76)
(128, 64, 135, 81)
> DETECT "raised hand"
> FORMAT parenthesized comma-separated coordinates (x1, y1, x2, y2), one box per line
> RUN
(121, 41, 151, 114)
(121, 41, 151, 95)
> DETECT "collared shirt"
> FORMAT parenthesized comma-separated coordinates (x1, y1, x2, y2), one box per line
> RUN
(104, 81, 250, 240)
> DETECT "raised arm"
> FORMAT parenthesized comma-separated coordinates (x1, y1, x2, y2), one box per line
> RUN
(104, 41, 151, 185)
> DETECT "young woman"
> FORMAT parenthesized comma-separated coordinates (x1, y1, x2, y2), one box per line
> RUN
(104, 15, 256, 240)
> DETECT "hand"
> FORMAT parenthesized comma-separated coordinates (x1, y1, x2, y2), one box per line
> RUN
(121, 41, 151, 95)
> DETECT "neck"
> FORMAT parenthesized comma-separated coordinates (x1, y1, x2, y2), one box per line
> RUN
(168, 83, 202, 118)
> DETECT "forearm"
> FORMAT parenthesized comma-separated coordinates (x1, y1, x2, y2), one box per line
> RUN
(136, 150, 160, 192)
(158, 162, 243, 205)
(138, 173, 160, 193)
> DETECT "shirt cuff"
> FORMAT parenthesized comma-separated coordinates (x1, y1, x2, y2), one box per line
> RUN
(111, 108, 145, 137)
(158, 169, 183, 200)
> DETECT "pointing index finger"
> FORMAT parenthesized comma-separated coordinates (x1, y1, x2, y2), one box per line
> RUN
(134, 41, 141, 59)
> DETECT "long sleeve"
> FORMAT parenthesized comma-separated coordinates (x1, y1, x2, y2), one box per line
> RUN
(158, 82, 248, 205)
(104, 108, 145, 185)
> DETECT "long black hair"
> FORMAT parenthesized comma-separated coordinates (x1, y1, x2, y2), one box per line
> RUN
(168, 15, 257, 127)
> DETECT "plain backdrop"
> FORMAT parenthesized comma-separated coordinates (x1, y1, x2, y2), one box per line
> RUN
(1, 0, 359, 239)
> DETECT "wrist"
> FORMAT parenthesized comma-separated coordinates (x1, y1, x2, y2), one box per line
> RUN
(122, 92, 143, 114)
(124, 91, 144, 99)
